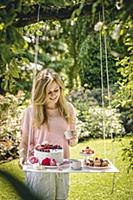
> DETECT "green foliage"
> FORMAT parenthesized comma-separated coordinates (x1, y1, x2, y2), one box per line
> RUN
(60, 16, 96, 88)
(0, 132, 19, 162)
(40, 0, 66, 6)
(0, 0, 132, 94)
(68, 87, 125, 139)
(77, 106, 125, 139)
(0, 92, 30, 163)
(0, 0, 32, 93)
(122, 137, 133, 172)
(111, 17, 133, 133)
(0, 92, 27, 137)
(78, 33, 118, 88)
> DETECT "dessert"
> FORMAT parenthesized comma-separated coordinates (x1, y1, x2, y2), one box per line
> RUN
(84, 157, 109, 168)
(41, 157, 57, 166)
(81, 146, 95, 155)
(34, 143, 63, 164)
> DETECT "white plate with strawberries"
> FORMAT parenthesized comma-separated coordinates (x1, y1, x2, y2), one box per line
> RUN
(28, 157, 71, 170)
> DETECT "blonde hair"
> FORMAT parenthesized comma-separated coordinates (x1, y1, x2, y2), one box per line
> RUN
(32, 68, 71, 128)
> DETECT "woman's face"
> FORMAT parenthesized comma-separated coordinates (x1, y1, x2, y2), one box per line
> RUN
(45, 81, 60, 108)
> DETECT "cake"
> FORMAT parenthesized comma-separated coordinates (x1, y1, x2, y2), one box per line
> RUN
(34, 143, 63, 164)
(81, 146, 95, 155)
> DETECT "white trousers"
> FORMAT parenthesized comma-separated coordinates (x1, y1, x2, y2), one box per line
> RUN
(25, 172, 69, 200)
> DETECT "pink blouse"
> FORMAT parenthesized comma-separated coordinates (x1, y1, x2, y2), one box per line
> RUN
(21, 102, 76, 159)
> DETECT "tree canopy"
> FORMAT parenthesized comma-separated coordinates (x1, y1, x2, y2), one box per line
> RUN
(0, 0, 132, 93)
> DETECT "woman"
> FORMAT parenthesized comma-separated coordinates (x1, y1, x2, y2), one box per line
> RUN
(19, 68, 78, 200)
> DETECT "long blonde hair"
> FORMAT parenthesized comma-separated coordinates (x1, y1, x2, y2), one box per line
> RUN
(32, 68, 71, 128)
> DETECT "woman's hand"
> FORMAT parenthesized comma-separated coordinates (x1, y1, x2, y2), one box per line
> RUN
(69, 136, 78, 147)
(19, 157, 25, 169)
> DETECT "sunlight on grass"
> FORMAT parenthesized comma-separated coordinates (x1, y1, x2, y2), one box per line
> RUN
(0, 137, 133, 200)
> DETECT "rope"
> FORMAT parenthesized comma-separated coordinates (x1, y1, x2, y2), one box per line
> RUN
(102, 0, 115, 164)
(99, 11, 106, 159)
(32, 4, 41, 103)
(101, 0, 116, 194)
(26, 4, 41, 161)
(102, 3, 111, 107)
(99, 12, 107, 159)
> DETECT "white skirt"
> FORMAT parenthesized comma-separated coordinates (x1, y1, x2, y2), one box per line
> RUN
(25, 172, 69, 200)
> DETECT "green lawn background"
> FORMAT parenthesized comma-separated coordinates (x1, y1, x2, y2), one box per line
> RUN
(0, 137, 133, 200)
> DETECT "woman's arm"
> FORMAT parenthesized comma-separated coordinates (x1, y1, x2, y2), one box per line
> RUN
(19, 107, 31, 168)
(67, 103, 78, 146)
(19, 132, 28, 168)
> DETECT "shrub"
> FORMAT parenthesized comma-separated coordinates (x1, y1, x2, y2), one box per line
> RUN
(122, 137, 133, 172)
(76, 106, 125, 139)
(0, 91, 29, 136)
(68, 87, 125, 139)
(0, 92, 28, 162)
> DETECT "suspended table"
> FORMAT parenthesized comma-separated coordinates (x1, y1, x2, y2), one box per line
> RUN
(23, 159, 119, 194)
(23, 159, 119, 173)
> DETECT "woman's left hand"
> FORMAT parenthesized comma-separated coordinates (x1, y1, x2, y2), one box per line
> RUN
(69, 136, 78, 147)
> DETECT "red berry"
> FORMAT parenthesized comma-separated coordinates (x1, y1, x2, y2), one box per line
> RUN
(50, 159, 57, 166)
(35, 145, 41, 151)
(29, 156, 38, 164)
(44, 149, 50, 152)
(42, 157, 51, 166)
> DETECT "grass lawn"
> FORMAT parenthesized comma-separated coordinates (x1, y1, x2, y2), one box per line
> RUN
(0, 137, 133, 200)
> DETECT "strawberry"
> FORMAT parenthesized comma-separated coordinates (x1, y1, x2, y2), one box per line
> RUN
(44, 149, 50, 152)
(42, 157, 51, 166)
(40, 146, 46, 152)
(29, 156, 38, 164)
(50, 159, 57, 166)
(35, 145, 42, 151)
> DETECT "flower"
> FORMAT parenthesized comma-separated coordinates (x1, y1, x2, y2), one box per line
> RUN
(112, 24, 121, 40)
(94, 22, 104, 32)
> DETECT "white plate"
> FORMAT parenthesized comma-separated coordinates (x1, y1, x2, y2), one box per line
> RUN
(42, 163, 70, 169)
(24, 159, 71, 170)
(42, 165, 58, 169)
(83, 164, 111, 170)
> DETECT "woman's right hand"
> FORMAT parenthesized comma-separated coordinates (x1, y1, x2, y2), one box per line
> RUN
(19, 157, 25, 169)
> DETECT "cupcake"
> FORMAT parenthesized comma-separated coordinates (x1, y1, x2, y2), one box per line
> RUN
(101, 159, 109, 167)
(94, 158, 101, 167)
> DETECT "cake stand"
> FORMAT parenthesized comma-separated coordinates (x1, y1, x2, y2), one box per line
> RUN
(80, 152, 95, 160)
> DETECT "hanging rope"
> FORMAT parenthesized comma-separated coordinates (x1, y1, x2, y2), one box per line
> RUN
(102, 2, 111, 107)
(32, 4, 41, 103)
(100, 2, 116, 193)
(26, 4, 41, 161)
(99, 12, 107, 159)
(102, 0, 115, 164)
